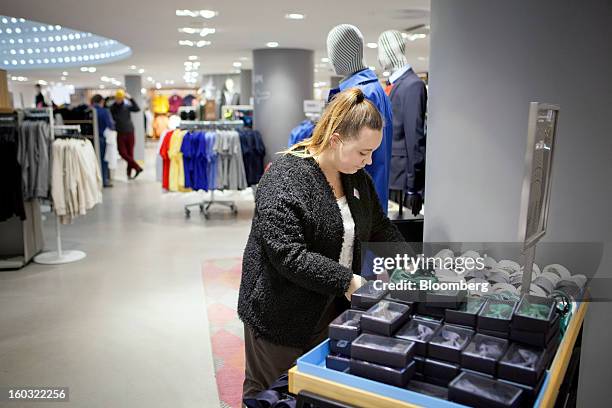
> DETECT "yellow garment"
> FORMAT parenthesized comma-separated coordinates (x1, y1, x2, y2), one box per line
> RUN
(152, 94, 170, 114)
(115, 89, 125, 99)
(168, 130, 190, 192)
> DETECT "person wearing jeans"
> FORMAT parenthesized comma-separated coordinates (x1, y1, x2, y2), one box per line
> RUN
(91, 94, 114, 187)
(110, 89, 143, 179)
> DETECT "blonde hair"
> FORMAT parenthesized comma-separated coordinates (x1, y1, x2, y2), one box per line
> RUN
(282, 87, 383, 157)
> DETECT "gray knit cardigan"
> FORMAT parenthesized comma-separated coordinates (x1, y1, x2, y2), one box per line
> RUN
(238, 153, 404, 348)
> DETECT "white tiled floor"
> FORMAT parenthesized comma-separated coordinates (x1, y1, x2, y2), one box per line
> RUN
(0, 143, 254, 408)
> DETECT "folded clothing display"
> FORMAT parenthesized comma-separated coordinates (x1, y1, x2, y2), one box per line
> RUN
(350, 358, 416, 388)
(351, 333, 415, 368)
(478, 299, 518, 333)
(446, 296, 486, 327)
(351, 280, 388, 310)
(328, 309, 365, 342)
(395, 318, 442, 356)
(361, 300, 411, 336)
(427, 324, 475, 363)
(461, 334, 509, 375)
(449, 371, 524, 408)
(497, 343, 547, 385)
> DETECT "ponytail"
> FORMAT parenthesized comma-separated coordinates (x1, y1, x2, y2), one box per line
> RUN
(281, 87, 382, 158)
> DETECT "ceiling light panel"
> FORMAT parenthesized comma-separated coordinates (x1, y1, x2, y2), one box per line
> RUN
(0, 14, 131, 70)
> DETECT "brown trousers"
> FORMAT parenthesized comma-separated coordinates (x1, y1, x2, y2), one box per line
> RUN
(242, 298, 344, 398)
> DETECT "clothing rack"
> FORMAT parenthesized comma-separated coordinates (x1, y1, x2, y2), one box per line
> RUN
(0, 108, 51, 269)
(32, 123, 87, 265)
(180, 120, 244, 218)
(56, 106, 100, 167)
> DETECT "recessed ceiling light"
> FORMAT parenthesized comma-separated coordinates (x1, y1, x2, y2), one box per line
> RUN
(285, 13, 305, 20)
(366, 43, 378, 49)
(141, 88, 146, 94)
(138, 68, 145, 74)
(61, 76, 66, 80)
(146, 76, 153, 82)
(129, 65, 136, 70)
(321, 57, 330, 63)
(175, 9, 218, 19)
(266, 42, 279, 48)
(62, 71, 68, 76)
(417, 56, 428, 61)
(155, 82, 161, 89)
(233, 62, 242, 68)
(99, 84, 105, 89)
(188, 55, 198, 61)
(383, 71, 390, 77)
(80, 66, 88, 72)
(239, 56, 249, 61)
(88, 67, 96, 73)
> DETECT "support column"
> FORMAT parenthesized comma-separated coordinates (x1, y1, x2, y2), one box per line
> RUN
(253, 49, 314, 164)
(124, 75, 145, 162)
(240, 69, 253, 105)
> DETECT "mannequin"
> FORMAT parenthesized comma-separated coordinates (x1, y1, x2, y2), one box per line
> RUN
(222, 77, 240, 107)
(378, 30, 427, 216)
(326, 24, 393, 214)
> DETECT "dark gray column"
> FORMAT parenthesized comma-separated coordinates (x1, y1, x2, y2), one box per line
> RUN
(124, 75, 145, 162)
(253, 49, 314, 163)
(427, 1, 612, 405)
(240, 69, 253, 105)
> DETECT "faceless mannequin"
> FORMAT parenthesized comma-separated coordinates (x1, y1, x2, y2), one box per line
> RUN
(377, 30, 409, 73)
(326, 24, 367, 77)
(224, 78, 235, 104)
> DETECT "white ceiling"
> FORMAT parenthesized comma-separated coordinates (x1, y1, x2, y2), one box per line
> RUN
(0, 0, 430, 89)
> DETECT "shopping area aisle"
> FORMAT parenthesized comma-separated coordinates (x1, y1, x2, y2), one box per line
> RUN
(0, 143, 255, 408)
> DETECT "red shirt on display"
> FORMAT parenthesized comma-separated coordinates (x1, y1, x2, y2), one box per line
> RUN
(159, 130, 175, 190)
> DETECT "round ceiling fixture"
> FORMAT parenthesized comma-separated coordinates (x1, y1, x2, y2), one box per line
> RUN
(0, 14, 131, 70)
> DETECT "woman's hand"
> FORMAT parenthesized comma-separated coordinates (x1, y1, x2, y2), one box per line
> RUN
(344, 274, 366, 300)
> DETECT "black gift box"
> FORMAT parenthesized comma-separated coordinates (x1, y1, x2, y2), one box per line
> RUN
(326, 353, 350, 372)
(416, 302, 447, 318)
(330, 339, 352, 356)
(478, 299, 518, 333)
(478, 327, 510, 339)
(513, 295, 557, 332)
(498, 343, 547, 385)
(449, 372, 523, 408)
(414, 355, 425, 373)
(499, 374, 546, 406)
(461, 334, 509, 375)
(351, 333, 415, 368)
(427, 324, 474, 363)
(351, 280, 388, 310)
(510, 312, 560, 347)
(395, 319, 442, 356)
(384, 292, 416, 309)
(413, 314, 445, 324)
(426, 289, 467, 309)
(350, 359, 416, 387)
(446, 297, 486, 327)
(460, 368, 494, 379)
(328, 310, 365, 342)
(423, 358, 461, 387)
(361, 300, 411, 336)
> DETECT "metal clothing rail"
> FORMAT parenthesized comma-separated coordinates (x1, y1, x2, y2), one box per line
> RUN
(179, 120, 244, 219)
(33, 121, 87, 265)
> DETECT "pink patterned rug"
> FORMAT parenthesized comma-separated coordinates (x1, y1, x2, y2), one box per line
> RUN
(201, 258, 245, 408)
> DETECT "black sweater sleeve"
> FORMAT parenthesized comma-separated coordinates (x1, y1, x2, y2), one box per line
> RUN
(255, 176, 353, 297)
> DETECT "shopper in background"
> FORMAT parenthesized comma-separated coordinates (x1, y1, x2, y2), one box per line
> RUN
(34, 84, 48, 108)
(91, 94, 114, 187)
(110, 89, 143, 179)
(238, 88, 405, 399)
(326, 24, 393, 215)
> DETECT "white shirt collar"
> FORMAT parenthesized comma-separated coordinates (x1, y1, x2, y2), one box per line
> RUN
(389, 64, 412, 84)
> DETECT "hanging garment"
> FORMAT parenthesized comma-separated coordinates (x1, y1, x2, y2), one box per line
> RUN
(180, 131, 209, 191)
(145, 109, 154, 137)
(168, 94, 183, 114)
(239, 129, 266, 186)
(17, 121, 53, 200)
(181, 131, 195, 189)
(51, 138, 102, 224)
(328, 68, 393, 214)
(153, 114, 169, 139)
(182, 94, 197, 107)
(205, 131, 218, 190)
(152, 94, 170, 114)
(168, 129, 188, 192)
(288, 120, 315, 147)
(159, 130, 174, 190)
(0, 121, 26, 221)
(214, 130, 247, 190)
